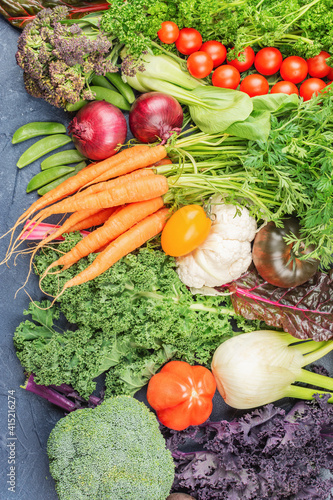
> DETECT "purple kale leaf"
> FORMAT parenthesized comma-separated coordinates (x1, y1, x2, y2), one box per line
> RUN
(163, 396, 333, 500)
(223, 265, 333, 342)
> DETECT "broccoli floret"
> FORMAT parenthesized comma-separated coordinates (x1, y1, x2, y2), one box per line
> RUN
(15, 6, 118, 109)
(47, 396, 175, 500)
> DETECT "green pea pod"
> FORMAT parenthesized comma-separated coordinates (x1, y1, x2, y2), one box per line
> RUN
(90, 86, 131, 110)
(37, 161, 87, 196)
(91, 75, 118, 92)
(12, 122, 66, 144)
(41, 149, 87, 170)
(66, 100, 88, 112)
(105, 72, 136, 104)
(26, 165, 76, 193)
(17, 134, 72, 169)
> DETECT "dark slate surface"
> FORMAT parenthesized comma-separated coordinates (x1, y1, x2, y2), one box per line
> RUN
(0, 14, 333, 500)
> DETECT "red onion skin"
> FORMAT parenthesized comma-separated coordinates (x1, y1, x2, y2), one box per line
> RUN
(68, 100, 127, 161)
(129, 92, 183, 144)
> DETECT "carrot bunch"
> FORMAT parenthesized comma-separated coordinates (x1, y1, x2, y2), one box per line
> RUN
(2, 144, 171, 297)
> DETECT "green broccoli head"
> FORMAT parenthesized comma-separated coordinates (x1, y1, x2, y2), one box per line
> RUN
(47, 395, 175, 500)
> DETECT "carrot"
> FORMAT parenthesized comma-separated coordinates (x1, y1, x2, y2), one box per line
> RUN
(67, 208, 118, 233)
(42, 197, 164, 276)
(2, 145, 166, 262)
(6, 170, 156, 261)
(82, 145, 167, 188)
(56, 207, 169, 293)
(31, 175, 169, 221)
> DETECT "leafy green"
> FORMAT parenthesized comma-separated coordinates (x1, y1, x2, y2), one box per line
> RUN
(14, 237, 260, 398)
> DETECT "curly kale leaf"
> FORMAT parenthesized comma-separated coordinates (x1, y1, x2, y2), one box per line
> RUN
(15, 235, 259, 398)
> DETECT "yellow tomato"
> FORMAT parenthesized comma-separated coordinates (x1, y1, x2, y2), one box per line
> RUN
(161, 205, 212, 257)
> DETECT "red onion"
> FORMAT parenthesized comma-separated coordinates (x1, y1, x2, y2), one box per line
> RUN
(129, 92, 183, 144)
(68, 100, 127, 160)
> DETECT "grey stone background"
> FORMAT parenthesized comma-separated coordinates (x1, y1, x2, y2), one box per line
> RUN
(0, 13, 332, 500)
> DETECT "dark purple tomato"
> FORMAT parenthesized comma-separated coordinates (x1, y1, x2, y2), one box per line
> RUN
(252, 217, 319, 288)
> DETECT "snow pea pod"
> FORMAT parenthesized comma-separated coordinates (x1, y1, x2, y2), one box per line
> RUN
(41, 149, 86, 170)
(91, 75, 118, 92)
(26, 165, 76, 193)
(65, 86, 131, 112)
(105, 72, 136, 104)
(37, 161, 87, 196)
(17, 134, 72, 169)
(12, 122, 66, 144)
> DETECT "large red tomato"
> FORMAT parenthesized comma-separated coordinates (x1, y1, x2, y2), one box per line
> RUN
(201, 40, 227, 68)
(270, 80, 299, 95)
(187, 51, 214, 78)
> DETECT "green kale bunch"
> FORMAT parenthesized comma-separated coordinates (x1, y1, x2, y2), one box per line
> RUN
(47, 395, 175, 500)
(16, 6, 117, 108)
(14, 238, 260, 398)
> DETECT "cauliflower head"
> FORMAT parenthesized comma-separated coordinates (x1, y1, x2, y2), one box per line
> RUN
(176, 201, 257, 288)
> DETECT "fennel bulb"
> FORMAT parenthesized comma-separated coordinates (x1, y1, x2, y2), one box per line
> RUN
(211, 330, 333, 409)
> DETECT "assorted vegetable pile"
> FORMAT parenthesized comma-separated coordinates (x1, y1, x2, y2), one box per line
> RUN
(2, 0, 333, 498)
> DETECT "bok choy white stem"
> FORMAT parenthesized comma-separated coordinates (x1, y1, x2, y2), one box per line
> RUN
(211, 330, 333, 409)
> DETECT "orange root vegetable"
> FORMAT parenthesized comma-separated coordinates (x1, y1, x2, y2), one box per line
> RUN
(33, 175, 169, 220)
(1, 144, 164, 260)
(57, 207, 169, 292)
(42, 197, 165, 275)
(83, 144, 167, 187)
(66, 208, 117, 233)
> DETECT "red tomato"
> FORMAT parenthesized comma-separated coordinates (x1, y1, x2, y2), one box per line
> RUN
(239, 74, 269, 97)
(254, 47, 283, 76)
(161, 205, 212, 257)
(227, 46, 255, 72)
(175, 28, 202, 55)
(211, 65, 241, 89)
(327, 66, 333, 80)
(146, 360, 217, 430)
(200, 40, 227, 68)
(187, 51, 214, 79)
(299, 78, 327, 101)
(157, 21, 179, 44)
(270, 80, 299, 95)
(307, 51, 330, 78)
(280, 56, 308, 84)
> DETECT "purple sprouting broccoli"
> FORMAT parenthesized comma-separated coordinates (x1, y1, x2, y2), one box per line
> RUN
(15, 6, 118, 109)
(22, 374, 103, 413)
(163, 396, 333, 500)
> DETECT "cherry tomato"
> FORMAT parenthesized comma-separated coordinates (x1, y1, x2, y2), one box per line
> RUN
(307, 51, 330, 78)
(175, 28, 202, 55)
(227, 46, 255, 72)
(147, 360, 216, 430)
(327, 66, 333, 80)
(270, 80, 299, 95)
(161, 205, 212, 257)
(254, 47, 283, 76)
(157, 21, 180, 45)
(280, 56, 308, 84)
(239, 74, 269, 97)
(200, 40, 227, 68)
(187, 51, 214, 79)
(211, 65, 241, 89)
(299, 77, 327, 101)
(252, 217, 319, 288)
